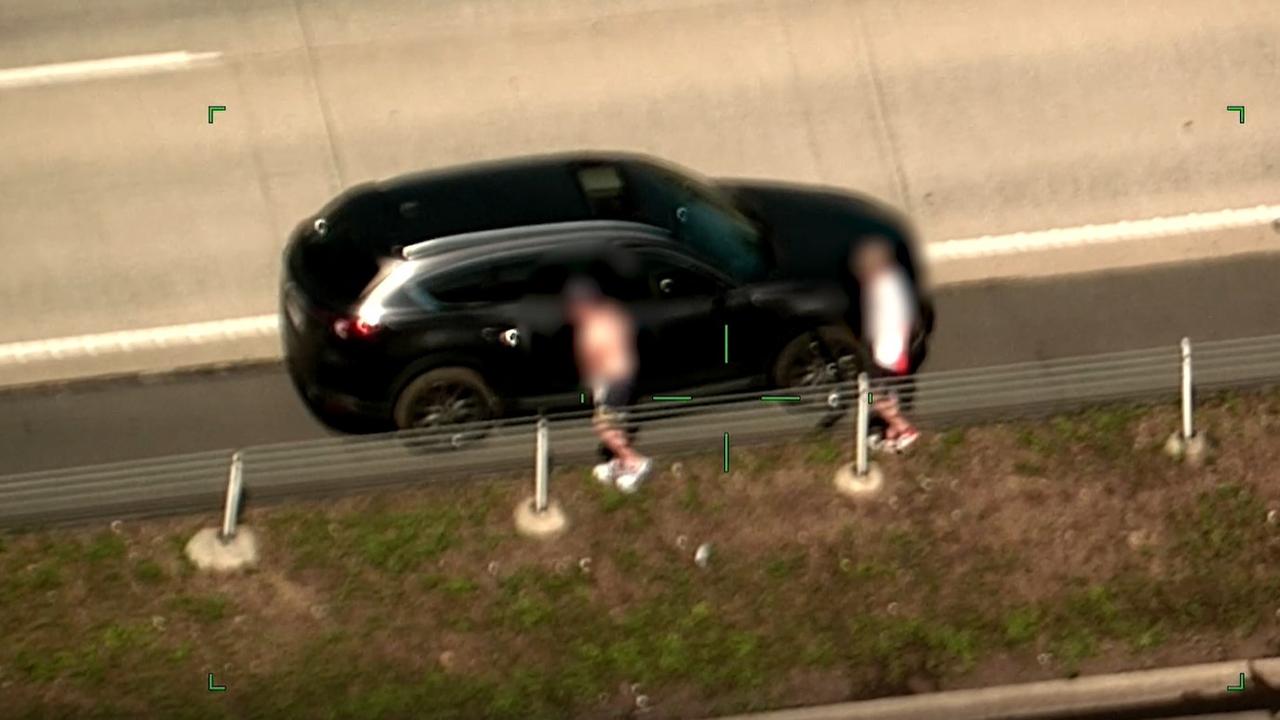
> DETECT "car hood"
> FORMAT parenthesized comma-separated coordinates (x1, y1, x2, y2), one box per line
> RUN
(715, 180, 922, 284)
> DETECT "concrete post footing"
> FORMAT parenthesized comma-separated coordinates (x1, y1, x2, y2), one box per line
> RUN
(834, 462, 885, 499)
(1164, 431, 1209, 467)
(185, 526, 259, 571)
(514, 498, 568, 539)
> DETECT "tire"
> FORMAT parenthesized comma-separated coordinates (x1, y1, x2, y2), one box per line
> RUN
(771, 325, 865, 429)
(771, 325, 864, 388)
(393, 367, 500, 450)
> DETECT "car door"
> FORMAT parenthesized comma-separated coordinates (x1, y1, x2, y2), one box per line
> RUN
(388, 255, 575, 410)
(629, 247, 741, 394)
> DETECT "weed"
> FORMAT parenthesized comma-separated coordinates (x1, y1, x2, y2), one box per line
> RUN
(807, 436, 842, 465)
(441, 577, 479, 597)
(597, 487, 631, 514)
(168, 594, 231, 624)
(847, 613, 980, 682)
(1054, 406, 1142, 459)
(132, 559, 166, 584)
(1012, 460, 1044, 477)
(1166, 483, 1279, 629)
(679, 474, 706, 513)
(346, 509, 459, 574)
(1015, 426, 1049, 455)
(764, 550, 807, 581)
(84, 532, 127, 564)
(1002, 605, 1041, 646)
(1217, 389, 1243, 416)
(922, 428, 966, 470)
(24, 562, 63, 591)
(271, 511, 334, 569)
(743, 448, 782, 475)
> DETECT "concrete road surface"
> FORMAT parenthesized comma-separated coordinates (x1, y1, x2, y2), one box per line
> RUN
(1, 0, 1277, 347)
(2, 252, 1277, 474)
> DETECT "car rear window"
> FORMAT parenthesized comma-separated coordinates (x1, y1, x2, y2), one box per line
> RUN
(291, 188, 399, 307)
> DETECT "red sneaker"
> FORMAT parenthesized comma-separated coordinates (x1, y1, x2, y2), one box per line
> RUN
(893, 428, 920, 453)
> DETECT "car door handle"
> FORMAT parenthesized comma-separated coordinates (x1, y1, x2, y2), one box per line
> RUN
(483, 327, 520, 347)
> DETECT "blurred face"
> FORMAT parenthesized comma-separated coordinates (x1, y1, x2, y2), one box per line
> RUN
(564, 286, 599, 324)
(853, 239, 893, 280)
(565, 297, 587, 324)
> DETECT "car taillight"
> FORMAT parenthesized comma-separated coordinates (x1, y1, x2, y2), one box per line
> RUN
(333, 316, 380, 340)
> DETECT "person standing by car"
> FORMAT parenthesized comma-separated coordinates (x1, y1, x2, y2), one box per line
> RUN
(851, 237, 921, 452)
(563, 276, 653, 493)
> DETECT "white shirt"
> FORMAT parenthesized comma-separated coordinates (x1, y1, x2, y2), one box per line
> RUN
(862, 267, 915, 373)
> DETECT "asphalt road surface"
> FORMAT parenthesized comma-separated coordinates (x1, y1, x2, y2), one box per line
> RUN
(2, 252, 1277, 475)
(1, 0, 1276, 344)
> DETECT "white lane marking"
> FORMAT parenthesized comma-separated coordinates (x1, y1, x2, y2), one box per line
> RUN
(0, 204, 1277, 368)
(0, 315, 278, 366)
(0, 51, 223, 90)
(928, 204, 1280, 262)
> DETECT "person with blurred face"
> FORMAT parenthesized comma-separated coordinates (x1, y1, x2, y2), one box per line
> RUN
(564, 275, 652, 493)
(852, 237, 920, 452)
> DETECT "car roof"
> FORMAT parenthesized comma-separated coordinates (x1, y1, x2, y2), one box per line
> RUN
(376, 151, 657, 193)
(409, 220, 676, 272)
(316, 152, 689, 259)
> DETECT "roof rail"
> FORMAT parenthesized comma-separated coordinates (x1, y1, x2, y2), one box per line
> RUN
(401, 220, 667, 260)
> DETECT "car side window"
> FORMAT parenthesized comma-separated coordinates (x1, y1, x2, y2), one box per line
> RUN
(416, 259, 533, 306)
(638, 251, 727, 299)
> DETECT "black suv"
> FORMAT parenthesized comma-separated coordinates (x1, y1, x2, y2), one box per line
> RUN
(281, 153, 933, 433)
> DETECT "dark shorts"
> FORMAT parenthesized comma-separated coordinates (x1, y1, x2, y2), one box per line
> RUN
(592, 377, 637, 460)
(593, 378, 634, 413)
(867, 361, 918, 428)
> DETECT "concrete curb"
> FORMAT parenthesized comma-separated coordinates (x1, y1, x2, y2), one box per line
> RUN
(706, 658, 1280, 720)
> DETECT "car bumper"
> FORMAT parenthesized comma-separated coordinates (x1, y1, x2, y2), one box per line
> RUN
(291, 372, 393, 432)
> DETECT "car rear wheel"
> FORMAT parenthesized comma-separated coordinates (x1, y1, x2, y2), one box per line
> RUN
(771, 326, 863, 427)
(393, 368, 500, 448)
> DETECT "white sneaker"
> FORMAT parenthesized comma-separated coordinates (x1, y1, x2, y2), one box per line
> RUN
(593, 461, 619, 486)
(615, 458, 653, 494)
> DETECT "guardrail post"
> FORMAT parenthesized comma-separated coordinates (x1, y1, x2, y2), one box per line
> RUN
(534, 419, 550, 513)
(1180, 337, 1194, 440)
(834, 372, 884, 498)
(220, 450, 245, 542)
(1165, 336, 1208, 465)
(515, 416, 568, 538)
(855, 372, 870, 477)
(184, 449, 259, 571)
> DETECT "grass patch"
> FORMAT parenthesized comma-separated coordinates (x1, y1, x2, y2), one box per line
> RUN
(806, 435, 843, 464)
(168, 594, 231, 624)
(132, 559, 166, 584)
(6, 393, 1280, 718)
(1012, 460, 1044, 477)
